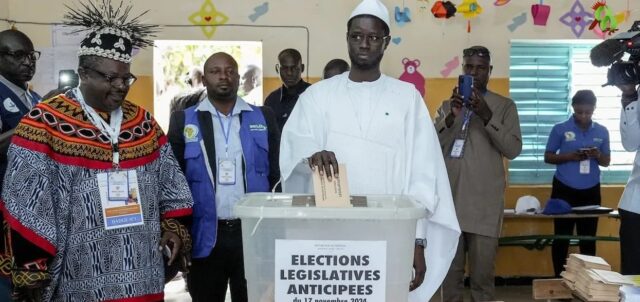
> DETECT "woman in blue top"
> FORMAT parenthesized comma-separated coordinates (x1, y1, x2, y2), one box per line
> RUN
(544, 89, 611, 277)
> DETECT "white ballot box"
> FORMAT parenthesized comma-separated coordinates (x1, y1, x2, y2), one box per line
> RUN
(234, 193, 426, 302)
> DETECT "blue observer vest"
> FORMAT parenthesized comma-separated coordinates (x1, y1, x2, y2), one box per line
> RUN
(0, 82, 40, 134)
(0, 82, 41, 194)
(183, 104, 271, 258)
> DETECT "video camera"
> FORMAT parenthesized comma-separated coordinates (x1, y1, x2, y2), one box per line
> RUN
(590, 21, 640, 86)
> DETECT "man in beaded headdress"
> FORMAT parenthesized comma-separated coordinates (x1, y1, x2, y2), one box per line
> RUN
(0, 1, 193, 301)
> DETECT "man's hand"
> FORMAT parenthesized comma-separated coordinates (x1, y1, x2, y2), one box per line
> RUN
(159, 231, 182, 266)
(308, 150, 339, 181)
(410, 245, 426, 291)
(584, 148, 601, 159)
(469, 88, 493, 125)
(445, 87, 464, 128)
(569, 151, 589, 162)
(616, 84, 638, 108)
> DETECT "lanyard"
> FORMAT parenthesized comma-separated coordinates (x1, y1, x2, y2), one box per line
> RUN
(73, 88, 123, 167)
(214, 103, 235, 157)
(24, 89, 37, 107)
(461, 107, 473, 132)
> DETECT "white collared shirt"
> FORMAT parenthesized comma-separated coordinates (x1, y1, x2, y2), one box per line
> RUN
(619, 96, 640, 214)
(196, 95, 253, 219)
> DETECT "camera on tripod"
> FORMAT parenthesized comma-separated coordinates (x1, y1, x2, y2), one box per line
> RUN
(590, 21, 640, 86)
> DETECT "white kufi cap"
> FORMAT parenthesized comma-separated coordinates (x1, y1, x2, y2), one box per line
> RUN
(349, 0, 391, 29)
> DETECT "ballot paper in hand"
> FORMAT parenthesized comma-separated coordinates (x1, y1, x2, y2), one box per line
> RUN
(312, 164, 351, 208)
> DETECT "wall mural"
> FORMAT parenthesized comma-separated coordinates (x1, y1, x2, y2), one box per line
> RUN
(395, 6, 412, 27)
(399, 58, 426, 97)
(188, 0, 229, 39)
(494, 0, 511, 6)
(531, 1, 551, 26)
(249, 2, 269, 22)
(508, 12, 527, 32)
(559, 0, 593, 38)
(457, 0, 482, 32)
(440, 56, 459, 78)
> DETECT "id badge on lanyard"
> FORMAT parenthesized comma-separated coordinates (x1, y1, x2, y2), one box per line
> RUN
(215, 105, 237, 185)
(107, 170, 129, 200)
(580, 160, 590, 174)
(218, 158, 236, 185)
(450, 139, 466, 158)
(98, 169, 145, 230)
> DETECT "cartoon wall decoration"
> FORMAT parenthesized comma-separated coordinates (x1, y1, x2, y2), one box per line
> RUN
(399, 58, 426, 97)
(531, 1, 551, 26)
(559, 0, 593, 38)
(188, 0, 229, 39)
(249, 2, 269, 22)
(431, 1, 457, 19)
(457, 0, 483, 32)
(417, 0, 430, 13)
(494, 0, 511, 6)
(588, 1, 618, 35)
(392, 37, 402, 45)
(441, 56, 460, 77)
(592, 24, 606, 38)
(395, 6, 412, 27)
(508, 13, 527, 32)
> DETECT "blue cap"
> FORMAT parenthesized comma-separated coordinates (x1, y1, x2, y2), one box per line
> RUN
(542, 198, 572, 215)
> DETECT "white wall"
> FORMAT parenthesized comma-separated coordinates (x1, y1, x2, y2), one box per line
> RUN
(4, 0, 639, 78)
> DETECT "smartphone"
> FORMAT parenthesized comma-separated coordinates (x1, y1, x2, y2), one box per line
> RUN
(458, 75, 473, 105)
(579, 147, 597, 153)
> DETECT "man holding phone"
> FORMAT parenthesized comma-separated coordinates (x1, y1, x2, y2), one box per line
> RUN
(435, 45, 522, 302)
(544, 90, 610, 277)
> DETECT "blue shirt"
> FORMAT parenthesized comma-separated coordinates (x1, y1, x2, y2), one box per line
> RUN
(196, 96, 253, 219)
(545, 116, 610, 189)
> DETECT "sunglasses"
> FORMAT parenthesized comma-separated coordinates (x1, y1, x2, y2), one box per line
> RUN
(463, 48, 491, 58)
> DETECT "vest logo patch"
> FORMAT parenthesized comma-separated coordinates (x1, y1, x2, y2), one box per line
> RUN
(3, 98, 19, 113)
(184, 124, 199, 143)
(249, 124, 267, 131)
(593, 138, 603, 143)
(564, 131, 576, 142)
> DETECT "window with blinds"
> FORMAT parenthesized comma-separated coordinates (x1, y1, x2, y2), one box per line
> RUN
(508, 40, 632, 184)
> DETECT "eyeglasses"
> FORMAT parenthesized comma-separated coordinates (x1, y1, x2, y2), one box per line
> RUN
(82, 66, 137, 87)
(463, 48, 491, 58)
(0, 50, 41, 62)
(348, 33, 389, 44)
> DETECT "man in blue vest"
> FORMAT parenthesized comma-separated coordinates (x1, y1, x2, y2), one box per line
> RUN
(168, 52, 280, 302)
(0, 29, 43, 302)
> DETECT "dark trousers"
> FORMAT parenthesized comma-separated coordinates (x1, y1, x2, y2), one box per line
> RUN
(188, 219, 247, 302)
(620, 209, 640, 275)
(550, 177, 601, 277)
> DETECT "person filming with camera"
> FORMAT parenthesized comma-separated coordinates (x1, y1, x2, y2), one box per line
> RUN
(588, 19, 640, 276)
(616, 80, 640, 275)
(434, 45, 522, 302)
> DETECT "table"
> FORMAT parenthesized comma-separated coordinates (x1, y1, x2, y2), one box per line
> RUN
(500, 210, 620, 250)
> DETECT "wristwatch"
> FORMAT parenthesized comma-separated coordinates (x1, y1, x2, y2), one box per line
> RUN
(415, 238, 426, 248)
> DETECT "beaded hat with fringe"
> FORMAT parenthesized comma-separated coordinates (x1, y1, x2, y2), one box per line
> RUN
(63, 0, 158, 63)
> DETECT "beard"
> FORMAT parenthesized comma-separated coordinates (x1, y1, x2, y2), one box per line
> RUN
(349, 51, 384, 71)
(207, 86, 237, 102)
